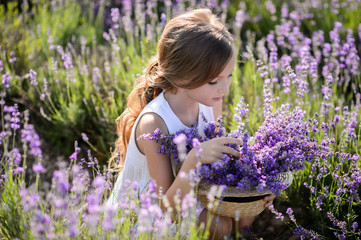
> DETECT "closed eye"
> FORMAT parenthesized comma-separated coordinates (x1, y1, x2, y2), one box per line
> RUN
(208, 81, 217, 85)
(209, 74, 233, 85)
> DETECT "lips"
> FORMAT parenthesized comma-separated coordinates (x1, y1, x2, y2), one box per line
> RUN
(213, 96, 222, 102)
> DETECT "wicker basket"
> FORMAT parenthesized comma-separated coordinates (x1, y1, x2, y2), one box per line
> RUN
(198, 171, 293, 218)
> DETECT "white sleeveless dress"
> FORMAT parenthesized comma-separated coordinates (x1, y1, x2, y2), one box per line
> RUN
(107, 91, 214, 206)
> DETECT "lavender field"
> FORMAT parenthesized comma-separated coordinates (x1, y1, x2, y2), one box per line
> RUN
(0, 0, 360, 239)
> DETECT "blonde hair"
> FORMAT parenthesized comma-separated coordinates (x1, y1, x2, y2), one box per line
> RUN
(109, 8, 235, 171)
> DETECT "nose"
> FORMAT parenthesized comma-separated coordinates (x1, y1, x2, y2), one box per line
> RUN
(219, 79, 230, 94)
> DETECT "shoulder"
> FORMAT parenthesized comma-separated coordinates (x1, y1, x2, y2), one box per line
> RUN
(135, 112, 169, 154)
(136, 112, 169, 137)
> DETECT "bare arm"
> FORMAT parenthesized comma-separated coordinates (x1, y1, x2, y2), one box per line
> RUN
(136, 112, 241, 220)
(136, 113, 198, 214)
(135, 113, 174, 195)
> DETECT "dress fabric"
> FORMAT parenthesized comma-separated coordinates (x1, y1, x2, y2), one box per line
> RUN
(107, 91, 214, 207)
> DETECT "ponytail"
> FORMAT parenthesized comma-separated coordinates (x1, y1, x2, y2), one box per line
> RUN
(109, 57, 172, 172)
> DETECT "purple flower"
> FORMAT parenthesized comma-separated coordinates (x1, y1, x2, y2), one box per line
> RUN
(9, 148, 21, 165)
(122, 0, 132, 14)
(21, 124, 42, 156)
(102, 207, 115, 231)
(66, 224, 79, 238)
(103, 32, 110, 41)
(146, 101, 320, 195)
(70, 167, 88, 195)
(265, 0, 276, 15)
(69, 152, 77, 161)
(173, 133, 187, 161)
(352, 222, 359, 232)
(20, 188, 39, 212)
(269, 205, 284, 221)
(16, 166, 23, 174)
(269, 50, 278, 71)
(192, 138, 202, 159)
(160, 13, 166, 27)
(9, 51, 16, 63)
(286, 208, 296, 223)
(263, 85, 274, 117)
(10, 105, 20, 130)
(173, 133, 186, 145)
(328, 212, 347, 231)
(2, 72, 10, 89)
(53, 170, 69, 196)
(234, 10, 246, 28)
(29, 69, 38, 86)
(92, 67, 100, 90)
(31, 210, 54, 238)
(61, 52, 73, 70)
(81, 132, 89, 141)
(3, 105, 20, 130)
(110, 8, 120, 22)
(93, 175, 105, 188)
(33, 163, 45, 173)
(294, 225, 322, 239)
(333, 115, 341, 123)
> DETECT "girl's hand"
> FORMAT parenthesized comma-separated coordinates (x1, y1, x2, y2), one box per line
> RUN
(193, 137, 242, 164)
(264, 194, 276, 208)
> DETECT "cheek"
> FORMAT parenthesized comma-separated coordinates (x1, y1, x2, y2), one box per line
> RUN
(226, 78, 232, 87)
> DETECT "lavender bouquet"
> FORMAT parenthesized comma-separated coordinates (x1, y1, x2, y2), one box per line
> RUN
(145, 100, 321, 195)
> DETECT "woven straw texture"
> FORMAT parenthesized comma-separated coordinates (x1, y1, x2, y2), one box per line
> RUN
(198, 171, 293, 218)
(198, 194, 267, 218)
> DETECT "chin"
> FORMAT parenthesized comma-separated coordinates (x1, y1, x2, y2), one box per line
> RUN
(203, 102, 215, 107)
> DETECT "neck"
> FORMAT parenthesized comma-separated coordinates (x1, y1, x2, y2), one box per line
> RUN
(164, 90, 199, 127)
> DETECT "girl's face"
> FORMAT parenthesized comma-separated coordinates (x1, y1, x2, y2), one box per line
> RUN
(184, 52, 236, 107)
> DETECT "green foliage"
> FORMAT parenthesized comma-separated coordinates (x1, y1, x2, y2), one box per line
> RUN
(0, 154, 31, 240)
(0, 0, 159, 162)
(1, 0, 361, 238)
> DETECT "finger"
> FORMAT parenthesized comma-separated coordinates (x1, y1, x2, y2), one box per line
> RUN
(217, 137, 242, 146)
(263, 197, 272, 206)
(270, 194, 276, 200)
(264, 195, 275, 202)
(264, 201, 273, 208)
(212, 151, 225, 159)
(208, 149, 235, 161)
(209, 156, 223, 163)
(220, 145, 241, 158)
(266, 194, 276, 202)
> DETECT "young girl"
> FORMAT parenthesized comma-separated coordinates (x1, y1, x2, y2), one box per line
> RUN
(108, 8, 275, 239)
